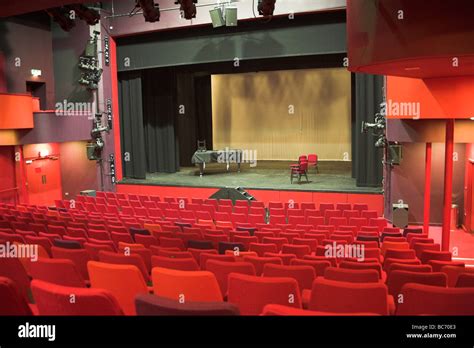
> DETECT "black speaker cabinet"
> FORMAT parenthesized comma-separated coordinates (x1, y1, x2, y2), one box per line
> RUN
(392, 203, 409, 228)
(388, 144, 403, 165)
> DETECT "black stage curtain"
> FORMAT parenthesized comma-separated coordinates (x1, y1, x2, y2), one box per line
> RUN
(118, 71, 147, 179)
(142, 69, 180, 173)
(176, 73, 213, 167)
(353, 73, 384, 187)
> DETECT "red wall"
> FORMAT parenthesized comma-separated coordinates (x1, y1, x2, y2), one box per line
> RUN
(117, 184, 384, 215)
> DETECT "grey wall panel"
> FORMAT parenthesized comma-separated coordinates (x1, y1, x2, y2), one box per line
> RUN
(117, 22, 347, 71)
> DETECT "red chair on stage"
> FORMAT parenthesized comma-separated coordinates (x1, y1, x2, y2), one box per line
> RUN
(307, 154, 319, 173)
(290, 161, 309, 184)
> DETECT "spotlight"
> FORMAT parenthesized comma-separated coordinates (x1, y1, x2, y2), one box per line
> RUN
(257, 0, 276, 16)
(175, 0, 197, 20)
(78, 31, 102, 90)
(68, 4, 101, 25)
(136, 0, 160, 22)
(45, 7, 75, 32)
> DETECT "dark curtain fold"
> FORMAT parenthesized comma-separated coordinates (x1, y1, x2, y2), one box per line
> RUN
(176, 73, 214, 167)
(194, 75, 213, 150)
(142, 69, 180, 173)
(353, 73, 384, 187)
(118, 71, 147, 179)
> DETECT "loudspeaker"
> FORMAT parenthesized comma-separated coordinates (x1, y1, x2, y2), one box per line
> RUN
(209, 8, 225, 28)
(225, 7, 238, 26)
(392, 203, 409, 228)
(388, 144, 403, 165)
(210, 187, 255, 203)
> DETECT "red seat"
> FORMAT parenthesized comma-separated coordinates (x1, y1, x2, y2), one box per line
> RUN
(386, 262, 431, 275)
(249, 243, 278, 257)
(420, 250, 452, 264)
(0, 277, 33, 315)
(151, 255, 199, 271)
(99, 250, 150, 283)
(309, 278, 390, 315)
(206, 260, 256, 297)
(0, 257, 31, 301)
(51, 247, 91, 280)
(30, 258, 86, 287)
(263, 263, 315, 291)
(31, 279, 123, 315)
(84, 242, 115, 261)
(396, 283, 474, 315)
(243, 255, 282, 276)
(339, 261, 383, 280)
(281, 244, 311, 259)
(228, 273, 302, 315)
(324, 267, 380, 283)
(200, 253, 235, 270)
(387, 270, 447, 296)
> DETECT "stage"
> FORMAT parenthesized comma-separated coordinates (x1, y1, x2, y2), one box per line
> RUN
(119, 161, 382, 194)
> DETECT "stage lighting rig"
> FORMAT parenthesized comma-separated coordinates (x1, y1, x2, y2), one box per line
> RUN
(45, 7, 75, 32)
(87, 113, 109, 161)
(175, 0, 198, 20)
(361, 102, 387, 149)
(258, 0, 276, 16)
(67, 4, 101, 25)
(78, 31, 103, 90)
(134, 0, 161, 22)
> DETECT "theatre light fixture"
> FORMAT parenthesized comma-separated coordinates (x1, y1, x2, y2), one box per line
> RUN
(175, 0, 198, 20)
(258, 0, 276, 16)
(135, 0, 161, 22)
(68, 4, 101, 25)
(45, 7, 75, 32)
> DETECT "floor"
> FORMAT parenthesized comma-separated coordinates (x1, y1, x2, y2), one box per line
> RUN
(121, 161, 382, 194)
(428, 226, 474, 265)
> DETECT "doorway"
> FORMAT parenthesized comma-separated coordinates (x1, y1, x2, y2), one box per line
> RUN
(26, 81, 46, 110)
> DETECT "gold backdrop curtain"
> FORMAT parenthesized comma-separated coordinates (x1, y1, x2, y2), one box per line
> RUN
(211, 68, 351, 161)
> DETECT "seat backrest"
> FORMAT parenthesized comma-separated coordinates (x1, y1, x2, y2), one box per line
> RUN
(456, 273, 474, 288)
(87, 261, 148, 315)
(309, 278, 389, 315)
(200, 253, 235, 270)
(151, 267, 222, 303)
(135, 293, 239, 316)
(0, 257, 31, 301)
(51, 246, 91, 280)
(227, 273, 302, 315)
(440, 265, 473, 287)
(0, 277, 33, 315)
(206, 260, 256, 297)
(242, 255, 282, 276)
(384, 249, 416, 260)
(98, 250, 150, 282)
(30, 258, 86, 287)
(262, 263, 315, 291)
(420, 250, 452, 264)
(151, 255, 199, 271)
(324, 267, 380, 283)
(387, 270, 447, 297)
(386, 263, 432, 278)
(396, 283, 474, 315)
(31, 279, 123, 315)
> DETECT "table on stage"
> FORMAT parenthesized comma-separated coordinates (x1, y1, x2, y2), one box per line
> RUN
(192, 149, 243, 176)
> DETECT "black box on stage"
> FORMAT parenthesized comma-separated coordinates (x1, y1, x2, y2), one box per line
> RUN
(210, 187, 255, 203)
(392, 203, 409, 228)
